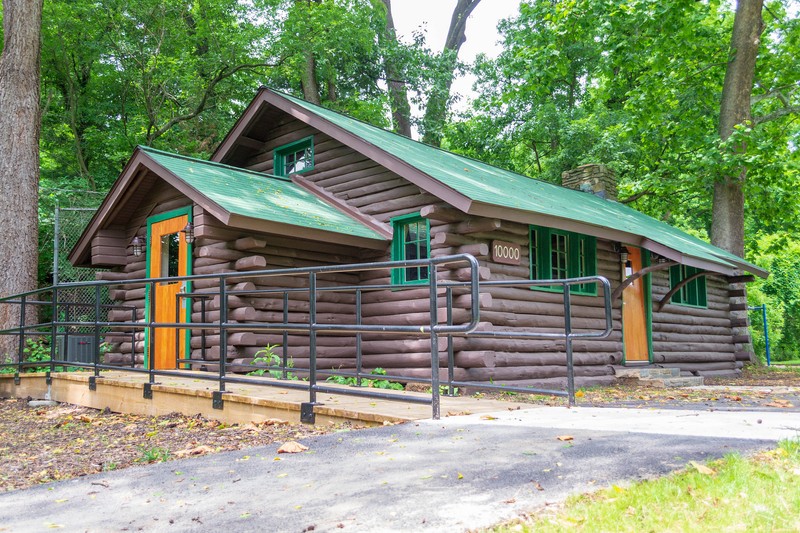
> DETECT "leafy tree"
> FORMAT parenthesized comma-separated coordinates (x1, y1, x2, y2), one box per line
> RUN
(0, 0, 43, 358)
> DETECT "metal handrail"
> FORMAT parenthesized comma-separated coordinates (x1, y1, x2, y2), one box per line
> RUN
(1, 254, 614, 417)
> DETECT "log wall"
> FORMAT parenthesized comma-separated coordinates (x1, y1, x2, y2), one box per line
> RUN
(96, 119, 743, 383)
(650, 272, 738, 376)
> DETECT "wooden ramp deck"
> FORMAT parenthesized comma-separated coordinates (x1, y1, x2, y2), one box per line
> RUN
(0, 371, 536, 425)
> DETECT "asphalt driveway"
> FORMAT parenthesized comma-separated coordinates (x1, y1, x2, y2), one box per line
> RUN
(0, 406, 797, 532)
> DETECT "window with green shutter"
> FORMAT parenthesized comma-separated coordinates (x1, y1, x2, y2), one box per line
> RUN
(669, 265, 707, 307)
(274, 136, 314, 176)
(529, 225, 597, 295)
(391, 213, 430, 285)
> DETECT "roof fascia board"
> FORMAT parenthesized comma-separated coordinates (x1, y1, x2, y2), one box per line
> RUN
(639, 238, 737, 276)
(226, 214, 388, 250)
(69, 149, 151, 265)
(138, 151, 233, 227)
(468, 202, 643, 247)
(259, 90, 475, 213)
(210, 92, 267, 162)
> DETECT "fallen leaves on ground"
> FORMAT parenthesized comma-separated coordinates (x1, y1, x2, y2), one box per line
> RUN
(556, 435, 574, 442)
(489, 367, 800, 411)
(277, 441, 309, 454)
(689, 461, 716, 476)
(0, 398, 351, 492)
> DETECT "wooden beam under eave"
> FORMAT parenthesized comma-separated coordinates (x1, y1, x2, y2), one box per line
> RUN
(236, 135, 264, 150)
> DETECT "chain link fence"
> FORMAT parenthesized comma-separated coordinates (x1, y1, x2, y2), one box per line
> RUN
(40, 190, 111, 336)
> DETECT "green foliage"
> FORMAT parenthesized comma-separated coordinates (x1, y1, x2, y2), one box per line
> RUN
(247, 344, 298, 380)
(326, 367, 403, 390)
(448, 0, 800, 238)
(748, 234, 800, 362)
(136, 446, 171, 463)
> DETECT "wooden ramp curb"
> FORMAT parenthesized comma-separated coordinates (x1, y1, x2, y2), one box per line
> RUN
(0, 372, 531, 426)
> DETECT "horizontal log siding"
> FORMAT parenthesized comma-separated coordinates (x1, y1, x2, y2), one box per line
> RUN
(649, 272, 738, 376)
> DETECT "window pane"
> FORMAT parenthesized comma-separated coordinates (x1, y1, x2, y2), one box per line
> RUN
(551, 233, 568, 279)
(160, 233, 180, 278)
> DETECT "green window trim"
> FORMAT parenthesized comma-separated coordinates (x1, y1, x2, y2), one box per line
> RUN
(669, 265, 708, 307)
(529, 225, 598, 296)
(273, 135, 314, 176)
(391, 213, 430, 285)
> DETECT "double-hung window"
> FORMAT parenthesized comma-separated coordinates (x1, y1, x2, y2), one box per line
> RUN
(529, 225, 597, 295)
(391, 214, 430, 285)
(274, 136, 314, 176)
(669, 265, 707, 307)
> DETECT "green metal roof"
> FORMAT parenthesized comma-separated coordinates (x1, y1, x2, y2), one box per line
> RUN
(276, 91, 759, 274)
(140, 146, 385, 241)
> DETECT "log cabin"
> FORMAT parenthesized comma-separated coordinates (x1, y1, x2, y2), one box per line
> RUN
(69, 87, 767, 388)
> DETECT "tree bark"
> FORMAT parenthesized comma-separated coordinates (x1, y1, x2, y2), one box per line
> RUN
(421, 0, 481, 147)
(378, 0, 412, 137)
(0, 0, 44, 360)
(710, 0, 764, 257)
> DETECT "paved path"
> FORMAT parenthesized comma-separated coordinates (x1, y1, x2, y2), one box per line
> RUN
(1, 406, 798, 532)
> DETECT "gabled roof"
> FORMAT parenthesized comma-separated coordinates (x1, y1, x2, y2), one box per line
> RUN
(213, 88, 766, 277)
(69, 146, 388, 266)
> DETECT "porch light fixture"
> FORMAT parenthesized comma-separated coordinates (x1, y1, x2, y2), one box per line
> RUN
(132, 236, 144, 257)
(619, 246, 629, 264)
(181, 222, 195, 244)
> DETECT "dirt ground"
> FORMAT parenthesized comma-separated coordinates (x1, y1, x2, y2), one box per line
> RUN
(1, 365, 798, 493)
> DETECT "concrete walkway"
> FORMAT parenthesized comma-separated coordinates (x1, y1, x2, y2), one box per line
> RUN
(1, 405, 798, 532)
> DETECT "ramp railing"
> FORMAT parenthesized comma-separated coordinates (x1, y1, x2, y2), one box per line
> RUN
(0, 254, 613, 420)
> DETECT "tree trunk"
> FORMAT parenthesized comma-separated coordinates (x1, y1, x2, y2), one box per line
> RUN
(710, 0, 764, 257)
(0, 0, 44, 360)
(378, 0, 412, 137)
(421, 0, 480, 147)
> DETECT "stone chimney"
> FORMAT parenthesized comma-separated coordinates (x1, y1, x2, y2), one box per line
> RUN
(561, 164, 617, 201)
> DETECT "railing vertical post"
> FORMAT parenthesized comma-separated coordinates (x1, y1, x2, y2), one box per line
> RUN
(356, 289, 362, 387)
(218, 278, 227, 393)
(148, 281, 156, 384)
(282, 292, 289, 379)
(50, 287, 58, 376)
(174, 294, 181, 368)
(308, 273, 317, 405)
(130, 305, 136, 368)
(200, 295, 208, 361)
(94, 285, 101, 377)
(563, 283, 576, 407)
(446, 287, 455, 396)
(429, 263, 440, 420)
(17, 295, 26, 374)
(762, 304, 771, 366)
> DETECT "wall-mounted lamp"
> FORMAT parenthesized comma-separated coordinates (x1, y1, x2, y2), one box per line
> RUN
(619, 246, 629, 264)
(181, 222, 195, 244)
(132, 236, 144, 257)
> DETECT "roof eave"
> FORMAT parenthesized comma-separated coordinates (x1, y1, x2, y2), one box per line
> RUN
(226, 214, 388, 250)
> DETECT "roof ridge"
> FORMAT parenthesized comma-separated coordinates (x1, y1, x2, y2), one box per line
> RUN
(138, 145, 291, 182)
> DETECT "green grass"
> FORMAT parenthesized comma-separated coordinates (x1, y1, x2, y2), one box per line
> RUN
(774, 359, 800, 366)
(492, 440, 800, 533)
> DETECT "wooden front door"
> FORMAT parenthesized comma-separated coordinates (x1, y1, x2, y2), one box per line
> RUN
(622, 247, 650, 362)
(148, 214, 190, 369)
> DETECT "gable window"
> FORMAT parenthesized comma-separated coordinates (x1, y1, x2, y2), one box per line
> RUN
(274, 136, 314, 176)
(669, 265, 707, 307)
(391, 214, 430, 285)
(529, 225, 597, 295)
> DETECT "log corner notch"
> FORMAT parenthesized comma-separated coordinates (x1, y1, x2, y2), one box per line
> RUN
(611, 261, 677, 301)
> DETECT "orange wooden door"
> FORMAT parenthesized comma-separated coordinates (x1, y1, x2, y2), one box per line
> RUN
(148, 215, 189, 369)
(622, 247, 649, 362)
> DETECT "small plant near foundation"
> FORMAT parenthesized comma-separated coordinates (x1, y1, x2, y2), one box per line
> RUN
(426, 385, 460, 396)
(327, 367, 404, 390)
(248, 344, 298, 380)
(136, 446, 171, 463)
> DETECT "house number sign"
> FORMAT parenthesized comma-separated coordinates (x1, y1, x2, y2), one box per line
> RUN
(492, 240, 521, 265)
